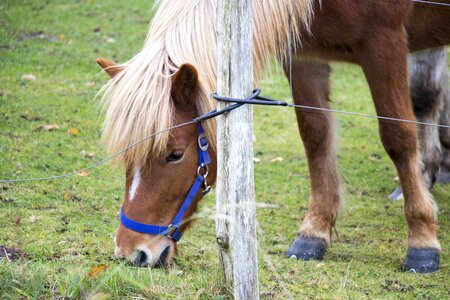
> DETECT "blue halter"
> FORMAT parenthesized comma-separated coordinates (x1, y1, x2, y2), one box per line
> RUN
(120, 124, 211, 242)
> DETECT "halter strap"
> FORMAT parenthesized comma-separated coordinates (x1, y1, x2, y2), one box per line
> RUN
(120, 124, 211, 242)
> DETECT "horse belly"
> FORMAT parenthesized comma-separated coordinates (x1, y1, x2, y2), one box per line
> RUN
(406, 1, 450, 51)
(299, 0, 413, 63)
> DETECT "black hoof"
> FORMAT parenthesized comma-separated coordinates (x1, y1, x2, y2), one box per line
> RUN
(286, 237, 327, 261)
(402, 248, 440, 273)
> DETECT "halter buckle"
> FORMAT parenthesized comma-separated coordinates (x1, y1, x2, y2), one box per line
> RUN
(198, 133, 209, 151)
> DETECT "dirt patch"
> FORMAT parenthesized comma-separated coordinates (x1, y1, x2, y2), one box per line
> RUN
(0, 246, 26, 261)
(17, 31, 44, 41)
(0, 195, 15, 204)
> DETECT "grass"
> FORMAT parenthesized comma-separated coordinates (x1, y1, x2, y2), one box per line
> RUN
(0, 0, 449, 299)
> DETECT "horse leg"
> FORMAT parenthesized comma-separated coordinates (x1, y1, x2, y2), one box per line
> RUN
(359, 29, 440, 273)
(390, 48, 447, 200)
(410, 48, 447, 187)
(283, 60, 341, 260)
(437, 51, 450, 183)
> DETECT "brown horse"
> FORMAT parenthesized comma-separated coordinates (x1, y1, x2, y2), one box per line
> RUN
(98, 0, 449, 272)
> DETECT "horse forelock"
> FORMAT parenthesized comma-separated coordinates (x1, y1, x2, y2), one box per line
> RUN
(99, 0, 315, 169)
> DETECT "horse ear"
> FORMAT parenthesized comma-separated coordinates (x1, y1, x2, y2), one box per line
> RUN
(96, 58, 123, 78)
(171, 64, 199, 110)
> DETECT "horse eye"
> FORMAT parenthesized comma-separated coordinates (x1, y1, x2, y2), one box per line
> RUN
(166, 150, 184, 162)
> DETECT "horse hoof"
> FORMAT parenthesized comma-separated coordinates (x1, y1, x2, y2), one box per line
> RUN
(389, 186, 404, 201)
(286, 237, 327, 261)
(402, 248, 440, 273)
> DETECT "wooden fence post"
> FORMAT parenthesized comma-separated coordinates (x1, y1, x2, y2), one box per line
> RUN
(215, 0, 259, 299)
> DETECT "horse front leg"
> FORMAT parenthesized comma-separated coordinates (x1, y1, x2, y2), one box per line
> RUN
(359, 28, 440, 273)
(283, 60, 342, 260)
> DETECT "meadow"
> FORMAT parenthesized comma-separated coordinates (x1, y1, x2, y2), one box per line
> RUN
(0, 1, 449, 299)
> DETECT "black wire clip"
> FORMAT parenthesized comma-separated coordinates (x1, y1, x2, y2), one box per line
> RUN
(194, 89, 290, 123)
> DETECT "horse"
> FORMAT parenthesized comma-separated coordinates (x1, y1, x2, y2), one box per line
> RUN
(97, 0, 450, 272)
(390, 47, 450, 200)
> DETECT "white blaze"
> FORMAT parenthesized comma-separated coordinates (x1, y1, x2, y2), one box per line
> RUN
(129, 166, 141, 201)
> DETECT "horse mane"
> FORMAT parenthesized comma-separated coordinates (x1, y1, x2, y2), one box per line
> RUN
(99, 0, 315, 169)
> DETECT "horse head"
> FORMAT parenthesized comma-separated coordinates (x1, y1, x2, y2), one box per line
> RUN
(98, 59, 217, 267)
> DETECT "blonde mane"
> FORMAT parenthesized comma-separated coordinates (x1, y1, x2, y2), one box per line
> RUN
(100, 0, 315, 169)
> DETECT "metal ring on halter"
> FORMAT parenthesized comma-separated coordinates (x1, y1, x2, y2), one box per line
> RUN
(198, 133, 208, 151)
(197, 165, 209, 177)
(166, 223, 178, 239)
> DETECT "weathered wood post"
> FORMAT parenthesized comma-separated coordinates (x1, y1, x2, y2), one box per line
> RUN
(215, 0, 259, 299)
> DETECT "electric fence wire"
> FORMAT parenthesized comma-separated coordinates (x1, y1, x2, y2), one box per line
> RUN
(0, 121, 196, 183)
(413, 0, 450, 7)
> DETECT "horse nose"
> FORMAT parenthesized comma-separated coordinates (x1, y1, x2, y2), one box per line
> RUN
(133, 245, 171, 267)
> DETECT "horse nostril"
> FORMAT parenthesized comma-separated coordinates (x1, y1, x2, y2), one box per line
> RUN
(155, 246, 171, 268)
(134, 250, 148, 267)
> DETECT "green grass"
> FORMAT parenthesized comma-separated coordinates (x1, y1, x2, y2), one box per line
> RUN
(0, 1, 449, 299)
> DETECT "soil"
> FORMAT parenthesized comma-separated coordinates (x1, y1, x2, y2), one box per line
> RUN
(0, 245, 26, 261)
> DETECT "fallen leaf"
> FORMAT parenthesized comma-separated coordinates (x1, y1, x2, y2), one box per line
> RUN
(271, 157, 283, 163)
(21, 74, 36, 81)
(106, 37, 116, 43)
(172, 270, 183, 275)
(63, 192, 71, 201)
(67, 127, 80, 135)
(76, 170, 89, 177)
(393, 176, 400, 182)
(59, 34, 65, 42)
(253, 157, 261, 163)
(80, 150, 95, 158)
(29, 216, 40, 223)
(369, 154, 382, 161)
(193, 288, 205, 300)
(36, 124, 59, 131)
(316, 262, 325, 268)
(85, 81, 96, 87)
(88, 264, 108, 278)
(86, 293, 109, 300)
(15, 216, 21, 225)
(93, 27, 101, 33)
